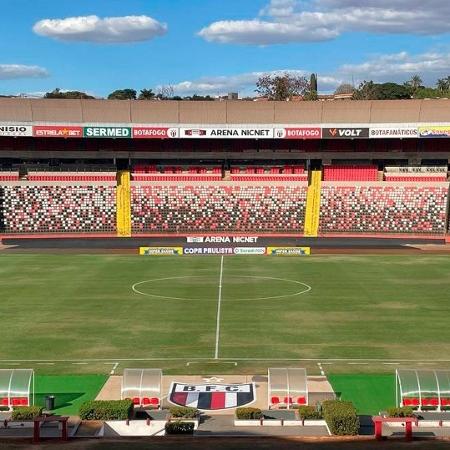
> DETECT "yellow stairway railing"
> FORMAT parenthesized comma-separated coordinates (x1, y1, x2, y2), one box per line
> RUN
(116, 170, 131, 237)
(303, 170, 322, 237)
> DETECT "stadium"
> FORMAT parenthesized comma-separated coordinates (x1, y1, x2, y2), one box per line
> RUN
(1, 97, 450, 445)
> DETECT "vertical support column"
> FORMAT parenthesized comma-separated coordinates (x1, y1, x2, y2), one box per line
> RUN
(304, 170, 322, 237)
(116, 170, 131, 237)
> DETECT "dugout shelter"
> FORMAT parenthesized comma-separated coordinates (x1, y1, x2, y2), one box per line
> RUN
(121, 368, 162, 408)
(268, 367, 308, 409)
(0, 369, 34, 408)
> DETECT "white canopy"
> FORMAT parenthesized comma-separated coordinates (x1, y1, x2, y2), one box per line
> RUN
(121, 369, 162, 407)
(0, 369, 34, 408)
(268, 368, 308, 409)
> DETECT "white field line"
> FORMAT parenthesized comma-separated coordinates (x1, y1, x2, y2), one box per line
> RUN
(214, 256, 224, 360)
(1, 357, 450, 363)
(110, 362, 119, 375)
(317, 362, 325, 376)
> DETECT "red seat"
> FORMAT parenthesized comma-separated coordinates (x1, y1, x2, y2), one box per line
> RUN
(440, 398, 450, 407)
(429, 398, 439, 407)
(132, 397, 140, 405)
(19, 398, 28, 406)
(283, 397, 293, 405)
(1, 398, 8, 406)
(271, 396, 280, 405)
(403, 398, 412, 406)
(142, 397, 150, 405)
(12, 398, 20, 406)
(150, 397, 160, 406)
(296, 396, 306, 405)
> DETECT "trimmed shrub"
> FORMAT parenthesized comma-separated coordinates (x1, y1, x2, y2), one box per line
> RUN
(322, 400, 359, 436)
(235, 407, 262, 420)
(0, 406, 10, 412)
(165, 420, 195, 434)
(387, 407, 414, 418)
(298, 405, 322, 420)
(11, 406, 43, 421)
(79, 400, 133, 421)
(169, 406, 199, 419)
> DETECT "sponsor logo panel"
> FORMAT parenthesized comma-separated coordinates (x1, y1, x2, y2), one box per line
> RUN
(169, 382, 255, 410)
(186, 236, 259, 243)
(418, 126, 450, 138)
(180, 128, 273, 139)
(0, 125, 33, 137)
(139, 247, 183, 256)
(132, 127, 178, 139)
(275, 127, 322, 139)
(33, 126, 83, 138)
(369, 127, 418, 138)
(323, 128, 369, 139)
(267, 247, 311, 256)
(84, 127, 131, 138)
(233, 247, 266, 255)
(183, 247, 234, 255)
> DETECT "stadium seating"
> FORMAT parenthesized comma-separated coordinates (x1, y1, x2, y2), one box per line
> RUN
(131, 185, 307, 233)
(0, 186, 116, 233)
(384, 167, 448, 182)
(323, 165, 378, 181)
(230, 165, 307, 181)
(0, 171, 19, 181)
(319, 185, 448, 234)
(27, 171, 116, 182)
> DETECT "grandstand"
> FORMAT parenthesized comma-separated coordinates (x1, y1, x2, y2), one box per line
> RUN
(0, 98, 449, 239)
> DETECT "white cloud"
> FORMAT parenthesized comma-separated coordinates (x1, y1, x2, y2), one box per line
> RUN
(164, 69, 341, 96)
(338, 51, 450, 85)
(33, 15, 167, 43)
(199, 0, 450, 45)
(0, 64, 49, 80)
(163, 49, 450, 96)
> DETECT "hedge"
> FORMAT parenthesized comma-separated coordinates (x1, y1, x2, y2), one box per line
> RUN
(165, 421, 195, 434)
(387, 406, 414, 418)
(322, 400, 359, 436)
(235, 407, 262, 420)
(169, 406, 199, 418)
(79, 400, 133, 421)
(11, 406, 43, 421)
(298, 405, 322, 420)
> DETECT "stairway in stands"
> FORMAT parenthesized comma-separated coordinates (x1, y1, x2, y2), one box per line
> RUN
(304, 170, 322, 237)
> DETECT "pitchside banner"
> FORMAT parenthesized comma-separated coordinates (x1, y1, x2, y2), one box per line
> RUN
(83, 127, 131, 138)
(33, 126, 83, 138)
(275, 127, 322, 139)
(169, 382, 255, 410)
(179, 127, 273, 139)
(139, 247, 183, 256)
(267, 247, 311, 256)
(418, 126, 450, 138)
(132, 127, 178, 139)
(0, 125, 33, 137)
(369, 127, 418, 138)
(323, 127, 369, 139)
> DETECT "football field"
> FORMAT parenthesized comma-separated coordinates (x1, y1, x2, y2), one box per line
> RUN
(0, 253, 449, 376)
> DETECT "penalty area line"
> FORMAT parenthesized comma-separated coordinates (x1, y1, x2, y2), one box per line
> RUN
(214, 256, 224, 360)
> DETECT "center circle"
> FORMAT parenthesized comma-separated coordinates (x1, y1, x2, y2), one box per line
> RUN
(131, 275, 311, 302)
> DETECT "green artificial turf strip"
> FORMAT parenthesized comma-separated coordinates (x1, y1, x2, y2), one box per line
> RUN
(0, 254, 449, 374)
(34, 375, 108, 415)
(328, 374, 396, 415)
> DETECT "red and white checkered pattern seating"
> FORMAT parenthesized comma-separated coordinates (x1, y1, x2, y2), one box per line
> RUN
(0, 185, 116, 233)
(319, 185, 448, 234)
(131, 185, 307, 233)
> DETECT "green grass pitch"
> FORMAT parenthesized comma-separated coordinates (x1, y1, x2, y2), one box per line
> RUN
(0, 253, 449, 376)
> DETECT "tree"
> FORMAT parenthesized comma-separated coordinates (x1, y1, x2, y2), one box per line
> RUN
(404, 74, 423, 95)
(44, 88, 94, 99)
(334, 83, 354, 95)
(156, 85, 174, 100)
(436, 77, 450, 93)
(376, 82, 410, 100)
(352, 80, 378, 100)
(255, 73, 309, 101)
(138, 89, 155, 100)
(352, 81, 410, 100)
(107, 89, 137, 100)
(414, 87, 443, 99)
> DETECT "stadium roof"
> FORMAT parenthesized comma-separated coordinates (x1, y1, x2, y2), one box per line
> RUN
(0, 98, 449, 125)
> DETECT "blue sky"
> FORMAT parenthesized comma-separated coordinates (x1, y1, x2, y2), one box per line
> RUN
(1, 0, 450, 97)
